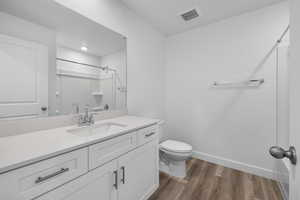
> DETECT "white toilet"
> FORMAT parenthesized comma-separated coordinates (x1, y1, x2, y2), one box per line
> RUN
(159, 140, 193, 178)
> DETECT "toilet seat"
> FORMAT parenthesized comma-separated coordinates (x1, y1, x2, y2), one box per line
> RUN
(160, 140, 192, 153)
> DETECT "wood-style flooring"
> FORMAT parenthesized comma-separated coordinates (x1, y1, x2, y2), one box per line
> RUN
(149, 158, 283, 200)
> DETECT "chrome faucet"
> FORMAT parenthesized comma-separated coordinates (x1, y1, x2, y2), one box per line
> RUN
(78, 105, 94, 126)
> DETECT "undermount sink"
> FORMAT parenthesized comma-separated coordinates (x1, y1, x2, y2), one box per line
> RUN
(67, 122, 127, 137)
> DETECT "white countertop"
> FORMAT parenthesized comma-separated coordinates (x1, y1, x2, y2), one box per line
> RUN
(0, 115, 160, 174)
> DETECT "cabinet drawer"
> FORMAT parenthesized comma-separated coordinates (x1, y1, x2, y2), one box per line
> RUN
(137, 125, 158, 146)
(36, 160, 118, 200)
(0, 148, 88, 200)
(89, 132, 137, 170)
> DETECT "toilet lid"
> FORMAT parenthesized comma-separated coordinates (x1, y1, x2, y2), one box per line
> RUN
(160, 140, 192, 153)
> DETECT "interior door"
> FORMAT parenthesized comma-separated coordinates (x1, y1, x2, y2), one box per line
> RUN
(118, 141, 159, 200)
(289, 1, 300, 198)
(0, 34, 48, 119)
(275, 45, 290, 199)
(37, 160, 118, 200)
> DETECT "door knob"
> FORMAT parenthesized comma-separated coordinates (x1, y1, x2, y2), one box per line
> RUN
(41, 106, 48, 111)
(269, 146, 297, 165)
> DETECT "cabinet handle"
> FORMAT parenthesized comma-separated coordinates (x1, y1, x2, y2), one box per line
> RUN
(113, 170, 118, 189)
(145, 132, 155, 138)
(35, 168, 69, 184)
(121, 166, 125, 184)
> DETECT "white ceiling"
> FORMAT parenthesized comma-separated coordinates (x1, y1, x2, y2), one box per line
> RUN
(0, 0, 126, 56)
(121, 0, 285, 35)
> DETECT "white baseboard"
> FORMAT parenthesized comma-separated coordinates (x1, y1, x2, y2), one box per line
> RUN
(192, 151, 278, 180)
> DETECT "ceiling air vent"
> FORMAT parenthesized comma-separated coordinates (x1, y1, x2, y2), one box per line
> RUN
(181, 9, 199, 21)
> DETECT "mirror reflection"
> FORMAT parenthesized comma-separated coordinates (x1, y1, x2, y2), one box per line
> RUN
(0, 0, 127, 119)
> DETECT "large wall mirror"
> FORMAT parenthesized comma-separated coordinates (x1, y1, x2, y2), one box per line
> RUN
(0, 0, 127, 119)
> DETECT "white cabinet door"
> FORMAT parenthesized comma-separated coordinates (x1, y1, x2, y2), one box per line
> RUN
(118, 140, 159, 200)
(0, 34, 48, 119)
(37, 160, 118, 200)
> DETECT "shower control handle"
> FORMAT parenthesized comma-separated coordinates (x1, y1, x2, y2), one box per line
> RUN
(269, 146, 297, 165)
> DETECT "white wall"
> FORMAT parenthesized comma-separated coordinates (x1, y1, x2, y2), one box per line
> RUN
(54, 0, 165, 119)
(165, 2, 289, 179)
(57, 47, 102, 66)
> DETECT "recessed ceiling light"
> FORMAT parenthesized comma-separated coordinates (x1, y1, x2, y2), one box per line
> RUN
(81, 46, 88, 52)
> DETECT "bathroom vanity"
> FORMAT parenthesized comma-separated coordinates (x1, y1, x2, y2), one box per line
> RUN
(0, 116, 160, 200)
